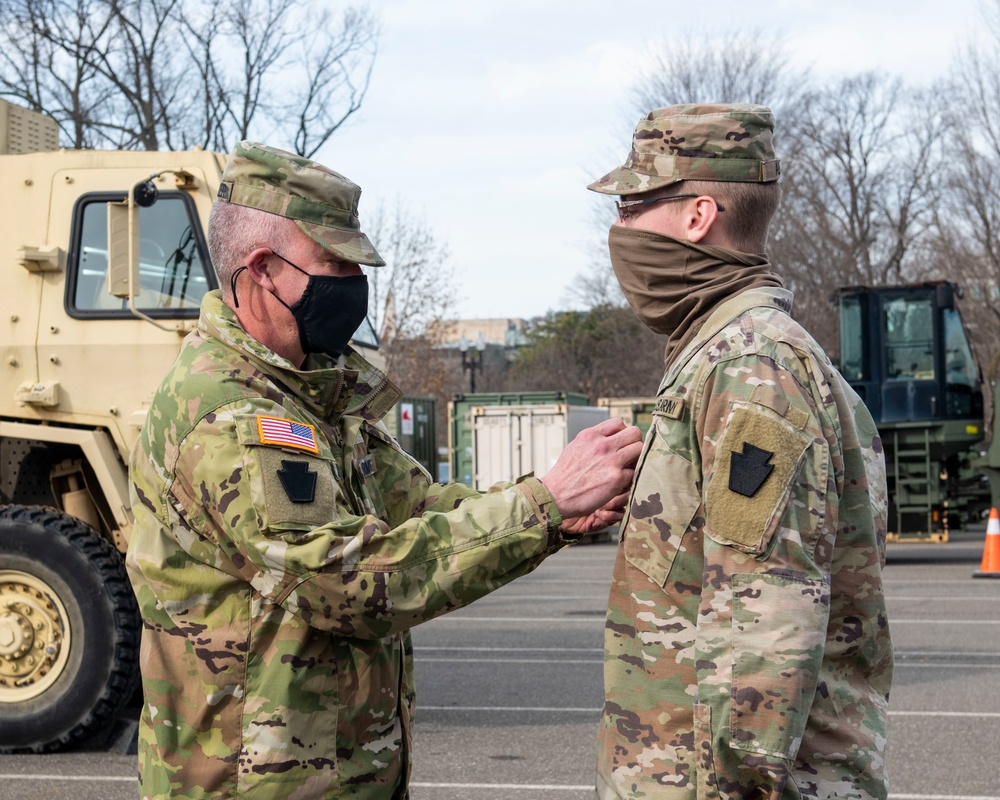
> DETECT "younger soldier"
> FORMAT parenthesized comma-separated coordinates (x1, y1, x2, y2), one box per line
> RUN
(588, 105, 893, 799)
(127, 141, 642, 799)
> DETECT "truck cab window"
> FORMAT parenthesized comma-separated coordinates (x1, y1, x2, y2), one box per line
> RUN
(69, 192, 213, 317)
(839, 295, 868, 382)
(943, 307, 979, 416)
(884, 296, 935, 381)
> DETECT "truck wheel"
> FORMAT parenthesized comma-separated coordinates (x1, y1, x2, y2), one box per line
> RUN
(0, 505, 140, 752)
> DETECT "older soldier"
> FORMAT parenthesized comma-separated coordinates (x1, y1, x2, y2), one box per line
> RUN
(127, 141, 642, 799)
(587, 105, 893, 799)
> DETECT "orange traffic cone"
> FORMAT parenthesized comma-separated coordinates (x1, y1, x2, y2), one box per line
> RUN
(973, 508, 1000, 579)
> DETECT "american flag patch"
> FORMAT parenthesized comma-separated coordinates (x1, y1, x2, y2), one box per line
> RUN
(257, 416, 319, 453)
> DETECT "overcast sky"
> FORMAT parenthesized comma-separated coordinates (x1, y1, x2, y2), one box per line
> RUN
(325, 0, 985, 321)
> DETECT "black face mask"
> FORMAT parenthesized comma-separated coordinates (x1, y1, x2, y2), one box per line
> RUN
(231, 253, 370, 360)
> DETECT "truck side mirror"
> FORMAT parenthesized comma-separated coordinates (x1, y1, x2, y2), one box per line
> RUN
(134, 179, 158, 208)
(935, 282, 955, 310)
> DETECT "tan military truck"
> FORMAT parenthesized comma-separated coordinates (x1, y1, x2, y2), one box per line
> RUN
(0, 100, 381, 751)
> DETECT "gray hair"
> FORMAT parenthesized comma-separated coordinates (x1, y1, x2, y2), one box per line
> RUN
(208, 202, 295, 304)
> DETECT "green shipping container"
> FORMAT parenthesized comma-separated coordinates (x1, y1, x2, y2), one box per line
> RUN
(597, 397, 659, 439)
(448, 392, 590, 486)
(384, 396, 437, 477)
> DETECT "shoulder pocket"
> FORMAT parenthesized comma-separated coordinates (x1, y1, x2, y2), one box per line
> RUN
(731, 571, 829, 759)
(704, 387, 812, 557)
(236, 415, 340, 531)
(621, 401, 701, 587)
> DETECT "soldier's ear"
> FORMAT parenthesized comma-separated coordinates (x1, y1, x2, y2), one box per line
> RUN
(244, 248, 278, 292)
(685, 196, 721, 244)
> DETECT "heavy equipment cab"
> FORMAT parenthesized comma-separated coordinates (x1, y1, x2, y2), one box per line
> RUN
(838, 282, 990, 539)
(840, 282, 983, 424)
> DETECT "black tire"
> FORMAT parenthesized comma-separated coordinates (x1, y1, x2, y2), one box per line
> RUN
(0, 504, 140, 752)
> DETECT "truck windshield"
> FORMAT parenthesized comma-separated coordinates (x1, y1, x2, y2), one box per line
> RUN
(70, 192, 212, 316)
(884, 296, 935, 381)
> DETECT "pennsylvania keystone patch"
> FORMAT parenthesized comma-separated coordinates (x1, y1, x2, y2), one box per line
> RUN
(729, 443, 774, 497)
(277, 460, 317, 503)
(705, 401, 811, 554)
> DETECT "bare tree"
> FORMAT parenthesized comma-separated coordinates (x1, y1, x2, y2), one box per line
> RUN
(0, 0, 118, 148)
(931, 0, 1000, 368)
(291, 6, 377, 158)
(508, 306, 668, 400)
(97, 0, 184, 150)
(175, 0, 295, 152)
(771, 74, 945, 353)
(632, 30, 812, 157)
(364, 199, 459, 379)
(0, 0, 379, 154)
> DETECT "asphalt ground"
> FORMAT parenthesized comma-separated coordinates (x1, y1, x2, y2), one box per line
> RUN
(0, 527, 997, 800)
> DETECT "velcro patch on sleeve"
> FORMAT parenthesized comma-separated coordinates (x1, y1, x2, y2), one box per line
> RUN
(257, 449, 338, 526)
(705, 401, 811, 555)
(234, 414, 340, 531)
(256, 415, 319, 454)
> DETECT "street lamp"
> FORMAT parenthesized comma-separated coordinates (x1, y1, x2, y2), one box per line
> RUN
(459, 333, 485, 393)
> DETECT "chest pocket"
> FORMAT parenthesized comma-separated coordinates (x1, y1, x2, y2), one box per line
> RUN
(621, 395, 702, 588)
(342, 415, 390, 521)
(236, 414, 340, 532)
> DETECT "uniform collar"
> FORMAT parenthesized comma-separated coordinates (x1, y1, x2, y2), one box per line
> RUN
(658, 286, 794, 394)
(198, 291, 401, 421)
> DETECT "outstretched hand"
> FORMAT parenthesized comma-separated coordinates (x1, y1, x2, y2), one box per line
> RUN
(540, 417, 643, 522)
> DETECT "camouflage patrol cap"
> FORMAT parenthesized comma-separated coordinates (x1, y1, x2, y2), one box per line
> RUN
(216, 141, 385, 266)
(588, 104, 780, 196)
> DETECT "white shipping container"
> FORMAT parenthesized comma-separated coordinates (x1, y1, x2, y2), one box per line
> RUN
(470, 404, 610, 490)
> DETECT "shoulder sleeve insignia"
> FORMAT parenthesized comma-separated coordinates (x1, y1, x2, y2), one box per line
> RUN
(705, 400, 812, 555)
(729, 443, 774, 497)
(276, 460, 317, 503)
(257, 415, 319, 453)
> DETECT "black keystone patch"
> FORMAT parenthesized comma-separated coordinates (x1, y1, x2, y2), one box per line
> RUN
(277, 460, 317, 503)
(729, 443, 774, 497)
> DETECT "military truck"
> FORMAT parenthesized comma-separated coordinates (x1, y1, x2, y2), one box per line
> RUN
(838, 281, 1000, 539)
(0, 100, 381, 751)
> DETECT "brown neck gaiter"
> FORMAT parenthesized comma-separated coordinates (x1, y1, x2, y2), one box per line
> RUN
(608, 225, 784, 367)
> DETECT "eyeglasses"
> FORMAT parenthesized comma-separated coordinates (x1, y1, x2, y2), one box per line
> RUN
(615, 193, 725, 221)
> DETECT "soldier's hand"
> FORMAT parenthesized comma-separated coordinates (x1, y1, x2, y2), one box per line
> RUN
(559, 490, 630, 536)
(541, 418, 642, 520)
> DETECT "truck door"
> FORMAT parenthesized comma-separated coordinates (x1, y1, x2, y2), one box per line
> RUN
(880, 293, 940, 423)
(36, 171, 216, 454)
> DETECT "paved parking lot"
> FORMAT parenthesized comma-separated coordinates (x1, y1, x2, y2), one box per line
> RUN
(0, 530, 996, 799)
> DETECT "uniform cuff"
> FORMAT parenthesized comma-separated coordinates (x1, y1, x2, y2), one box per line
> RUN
(513, 475, 564, 534)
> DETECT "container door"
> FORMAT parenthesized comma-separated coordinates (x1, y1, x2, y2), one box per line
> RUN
(523, 407, 565, 479)
(472, 408, 516, 490)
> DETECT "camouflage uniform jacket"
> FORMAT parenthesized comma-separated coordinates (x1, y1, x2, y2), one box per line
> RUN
(126, 291, 565, 800)
(597, 287, 893, 800)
